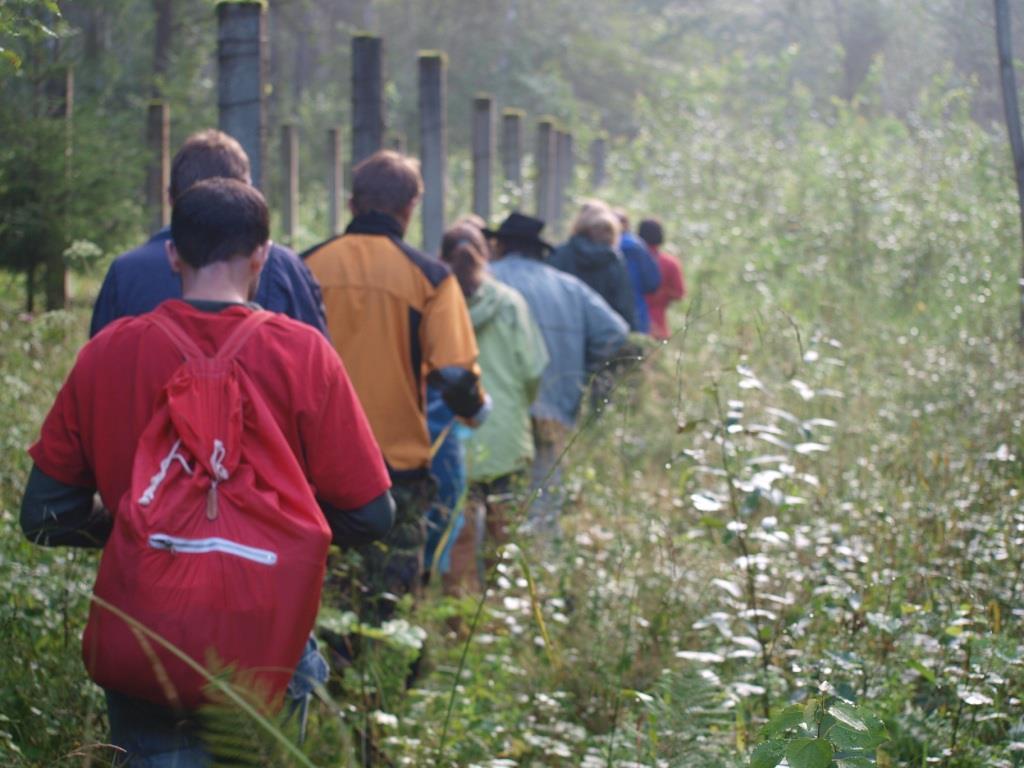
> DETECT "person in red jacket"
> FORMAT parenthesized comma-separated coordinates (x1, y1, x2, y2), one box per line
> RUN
(22, 179, 393, 765)
(639, 218, 687, 341)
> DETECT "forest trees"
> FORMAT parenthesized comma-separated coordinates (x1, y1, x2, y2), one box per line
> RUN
(2, 0, 1024, 312)
(0, 0, 138, 311)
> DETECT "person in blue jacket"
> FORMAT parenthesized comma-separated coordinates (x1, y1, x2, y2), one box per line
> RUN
(549, 200, 635, 330)
(615, 209, 661, 335)
(90, 129, 327, 339)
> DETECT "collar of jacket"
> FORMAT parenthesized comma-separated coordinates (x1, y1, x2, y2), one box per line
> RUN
(345, 211, 404, 238)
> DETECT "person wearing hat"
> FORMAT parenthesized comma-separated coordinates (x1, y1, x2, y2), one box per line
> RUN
(487, 213, 629, 534)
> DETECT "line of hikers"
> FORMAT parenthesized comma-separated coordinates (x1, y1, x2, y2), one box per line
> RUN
(18, 129, 686, 766)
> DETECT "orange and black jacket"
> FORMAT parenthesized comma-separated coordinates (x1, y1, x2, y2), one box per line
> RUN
(303, 212, 485, 475)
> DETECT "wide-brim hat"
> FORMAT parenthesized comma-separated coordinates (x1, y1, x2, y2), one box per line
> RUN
(482, 212, 553, 254)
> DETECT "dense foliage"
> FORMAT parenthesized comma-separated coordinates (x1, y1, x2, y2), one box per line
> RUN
(2, 1, 1024, 766)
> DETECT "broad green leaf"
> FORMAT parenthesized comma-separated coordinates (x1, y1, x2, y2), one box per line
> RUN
(828, 701, 868, 732)
(803, 698, 819, 727)
(750, 740, 786, 768)
(785, 737, 833, 768)
(760, 705, 805, 739)
(828, 711, 889, 750)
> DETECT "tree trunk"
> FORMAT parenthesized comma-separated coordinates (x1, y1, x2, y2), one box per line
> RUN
(44, 66, 72, 312)
(833, 0, 887, 102)
(26, 263, 36, 314)
(995, 0, 1024, 344)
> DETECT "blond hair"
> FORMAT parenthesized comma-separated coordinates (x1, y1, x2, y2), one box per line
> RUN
(570, 199, 621, 246)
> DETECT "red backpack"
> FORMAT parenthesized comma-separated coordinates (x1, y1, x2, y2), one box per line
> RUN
(82, 308, 332, 712)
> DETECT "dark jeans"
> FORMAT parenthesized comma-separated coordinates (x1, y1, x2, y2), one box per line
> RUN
(106, 690, 208, 767)
(351, 470, 437, 626)
(104, 637, 327, 766)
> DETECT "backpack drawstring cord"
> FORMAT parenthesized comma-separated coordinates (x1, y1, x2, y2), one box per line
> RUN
(138, 439, 193, 506)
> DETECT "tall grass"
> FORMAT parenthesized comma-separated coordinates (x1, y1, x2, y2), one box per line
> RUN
(1, 56, 1023, 767)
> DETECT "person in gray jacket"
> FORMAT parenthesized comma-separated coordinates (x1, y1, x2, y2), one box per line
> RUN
(486, 213, 629, 534)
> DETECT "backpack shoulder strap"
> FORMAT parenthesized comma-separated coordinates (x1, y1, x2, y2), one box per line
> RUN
(147, 310, 205, 361)
(215, 310, 273, 362)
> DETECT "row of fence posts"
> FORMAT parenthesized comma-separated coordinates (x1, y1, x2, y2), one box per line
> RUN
(143, 1, 610, 254)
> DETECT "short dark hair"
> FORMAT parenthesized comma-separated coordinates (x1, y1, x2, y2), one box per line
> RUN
(169, 130, 250, 202)
(638, 218, 664, 247)
(350, 150, 423, 216)
(170, 178, 269, 269)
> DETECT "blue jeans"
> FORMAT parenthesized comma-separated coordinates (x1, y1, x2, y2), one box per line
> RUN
(105, 637, 328, 765)
(106, 690, 208, 767)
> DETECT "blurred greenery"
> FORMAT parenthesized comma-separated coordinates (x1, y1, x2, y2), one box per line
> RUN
(2, 1, 1024, 766)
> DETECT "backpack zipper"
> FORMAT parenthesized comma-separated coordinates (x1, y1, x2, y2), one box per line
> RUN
(148, 533, 278, 565)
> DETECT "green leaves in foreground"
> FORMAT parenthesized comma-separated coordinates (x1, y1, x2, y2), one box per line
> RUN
(750, 696, 889, 767)
(786, 738, 833, 768)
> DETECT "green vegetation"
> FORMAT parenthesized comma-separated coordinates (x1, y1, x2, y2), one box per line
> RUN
(2, 1, 1024, 766)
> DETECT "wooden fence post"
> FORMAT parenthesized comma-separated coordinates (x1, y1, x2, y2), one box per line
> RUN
(554, 129, 574, 234)
(217, 1, 266, 188)
(995, 0, 1024, 343)
(280, 123, 298, 246)
(535, 117, 556, 224)
(561, 131, 575, 200)
(419, 52, 447, 254)
(501, 108, 524, 208)
(590, 135, 606, 190)
(472, 95, 494, 222)
(327, 127, 343, 236)
(145, 101, 170, 232)
(352, 34, 384, 165)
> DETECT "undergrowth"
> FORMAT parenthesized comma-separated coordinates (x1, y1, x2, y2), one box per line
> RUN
(1, 58, 1024, 768)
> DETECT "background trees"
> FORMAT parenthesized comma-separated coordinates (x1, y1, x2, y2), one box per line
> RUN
(0, 1, 1019, 309)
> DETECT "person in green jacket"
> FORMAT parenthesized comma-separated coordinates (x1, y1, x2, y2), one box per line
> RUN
(438, 221, 549, 596)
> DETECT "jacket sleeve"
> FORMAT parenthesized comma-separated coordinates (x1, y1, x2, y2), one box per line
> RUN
(89, 263, 121, 338)
(261, 246, 330, 338)
(637, 246, 662, 294)
(581, 283, 629, 371)
(666, 254, 686, 300)
(423, 275, 486, 419)
(20, 464, 110, 548)
(671, 255, 687, 300)
(320, 490, 395, 547)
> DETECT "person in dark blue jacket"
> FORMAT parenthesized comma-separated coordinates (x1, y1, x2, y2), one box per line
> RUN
(550, 199, 635, 330)
(615, 209, 662, 335)
(90, 130, 327, 339)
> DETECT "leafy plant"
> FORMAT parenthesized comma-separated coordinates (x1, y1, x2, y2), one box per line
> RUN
(750, 694, 889, 767)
